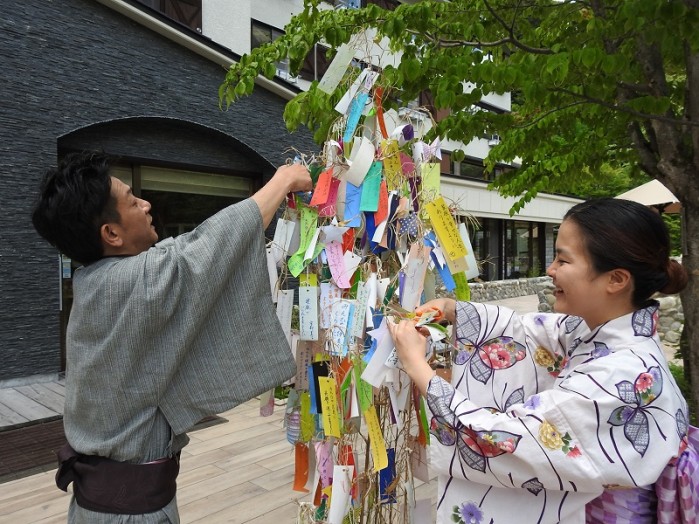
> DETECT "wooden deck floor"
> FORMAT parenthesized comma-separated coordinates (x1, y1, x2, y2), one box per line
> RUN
(0, 398, 437, 523)
(0, 379, 65, 429)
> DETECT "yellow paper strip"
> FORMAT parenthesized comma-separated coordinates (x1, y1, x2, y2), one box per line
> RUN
(420, 163, 440, 200)
(381, 139, 402, 189)
(318, 377, 342, 438)
(425, 196, 467, 261)
(300, 273, 318, 286)
(363, 406, 388, 471)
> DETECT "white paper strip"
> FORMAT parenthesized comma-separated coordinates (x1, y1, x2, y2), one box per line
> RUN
(326, 465, 354, 524)
(265, 247, 278, 302)
(350, 281, 368, 339)
(361, 319, 395, 387)
(318, 44, 356, 95)
(458, 222, 481, 280)
(271, 218, 295, 265)
(275, 289, 295, 347)
(344, 137, 375, 186)
(320, 282, 343, 329)
(329, 300, 353, 355)
(364, 272, 378, 329)
(298, 285, 319, 341)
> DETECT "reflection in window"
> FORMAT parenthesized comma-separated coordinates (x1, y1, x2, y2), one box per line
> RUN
(136, 0, 202, 32)
(504, 221, 543, 279)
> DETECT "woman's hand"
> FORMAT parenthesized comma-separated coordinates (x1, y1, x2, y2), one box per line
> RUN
(415, 298, 456, 324)
(387, 318, 435, 395)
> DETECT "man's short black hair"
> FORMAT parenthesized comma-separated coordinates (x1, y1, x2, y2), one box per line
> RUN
(32, 151, 120, 265)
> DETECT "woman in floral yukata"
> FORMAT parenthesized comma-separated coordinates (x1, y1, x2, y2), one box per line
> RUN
(388, 198, 690, 524)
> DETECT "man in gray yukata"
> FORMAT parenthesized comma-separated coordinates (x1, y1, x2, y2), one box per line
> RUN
(32, 151, 312, 523)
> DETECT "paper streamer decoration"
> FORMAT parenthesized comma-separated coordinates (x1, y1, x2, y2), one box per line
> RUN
(266, 58, 486, 524)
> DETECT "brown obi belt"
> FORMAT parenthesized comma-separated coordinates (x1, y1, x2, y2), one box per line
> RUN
(55, 442, 180, 515)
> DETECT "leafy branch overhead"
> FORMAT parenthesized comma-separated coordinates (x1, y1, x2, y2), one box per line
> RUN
(221, 0, 699, 212)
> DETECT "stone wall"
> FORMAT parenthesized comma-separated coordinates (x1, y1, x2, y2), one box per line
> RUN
(468, 276, 554, 302)
(466, 276, 684, 348)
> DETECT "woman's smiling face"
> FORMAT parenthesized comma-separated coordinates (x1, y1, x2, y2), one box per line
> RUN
(546, 219, 611, 328)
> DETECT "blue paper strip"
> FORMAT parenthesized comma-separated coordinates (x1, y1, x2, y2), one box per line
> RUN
(343, 91, 370, 143)
(379, 447, 397, 503)
(345, 182, 363, 227)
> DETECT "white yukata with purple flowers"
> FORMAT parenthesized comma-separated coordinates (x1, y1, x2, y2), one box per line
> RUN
(425, 301, 688, 524)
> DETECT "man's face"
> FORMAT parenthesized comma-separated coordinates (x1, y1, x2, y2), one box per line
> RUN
(106, 177, 158, 255)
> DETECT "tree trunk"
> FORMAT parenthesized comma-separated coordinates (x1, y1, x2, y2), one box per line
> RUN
(680, 200, 699, 425)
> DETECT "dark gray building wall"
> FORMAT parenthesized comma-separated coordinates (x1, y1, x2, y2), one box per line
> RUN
(0, 0, 316, 380)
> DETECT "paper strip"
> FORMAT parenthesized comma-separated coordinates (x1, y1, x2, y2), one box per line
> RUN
(326, 465, 354, 524)
(364, 406, 388, 472)
(299, 275, 319, 341)
(350, 281, 368, 339)
(318, 43, 356, 95)
(345, 137, 375, 186)
(293, 442, 310, 492)
(320, 282, 343, 329)
(359, 161, 382, 212)
(458, 222, 480, 280)
(329, 300, 353, 355)
(344, 182, 363, 227)
(399, 244, 431, 311)
(425, 196, 467, 261)
(265, 247, 278, 301)
(309, 167, 334, 207)
(318, 376, 342, 438)
(275, 289, 294, 347)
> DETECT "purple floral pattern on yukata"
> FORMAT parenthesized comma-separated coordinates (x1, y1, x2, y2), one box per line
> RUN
(452, 501, 484, 524)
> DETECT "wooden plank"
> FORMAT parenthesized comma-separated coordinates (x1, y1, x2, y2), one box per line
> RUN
(14, 385, 64, 414)
(41, 381, 66, 397)
(0, 389, 57, 421)
(0, 399, 30, 427)
(179, 481, 267, 523)
(241, 502, 299, 524)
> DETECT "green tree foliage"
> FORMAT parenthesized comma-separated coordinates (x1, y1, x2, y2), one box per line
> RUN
(221, 0, 699, 419)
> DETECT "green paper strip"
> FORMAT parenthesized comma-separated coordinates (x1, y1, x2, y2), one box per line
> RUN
(353, 360, 373, 414)
(300, 392, 314, 442)
(288, 204, 319, 277)
(359, 161, 383, 212)
(419, 396, 430, 446)
(453, 272, 471, 301)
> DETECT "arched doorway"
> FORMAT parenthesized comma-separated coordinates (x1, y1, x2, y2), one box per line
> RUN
(56, 117, 274, 370)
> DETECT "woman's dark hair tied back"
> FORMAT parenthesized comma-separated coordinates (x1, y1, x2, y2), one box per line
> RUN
(661, 259, 688, 295)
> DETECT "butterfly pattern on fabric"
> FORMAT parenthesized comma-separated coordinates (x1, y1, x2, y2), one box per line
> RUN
(454, 302, 527, 384)
(631, 303, 659, 337)
(608, 366, 663, 456)
(427, 375, 523, 473)
(606, 306, 665, 457)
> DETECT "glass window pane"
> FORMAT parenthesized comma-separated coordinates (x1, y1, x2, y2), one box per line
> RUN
(251, 24, 272, 49)
(140, 166, 252, 198)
